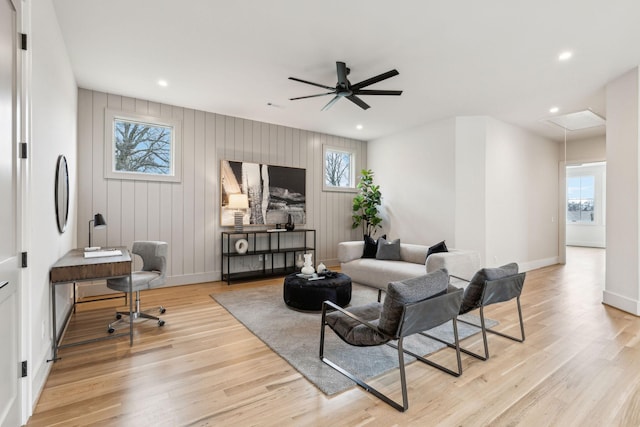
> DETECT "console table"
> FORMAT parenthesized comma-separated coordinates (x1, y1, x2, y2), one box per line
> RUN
(221, 229, 316, 284)
(48, 247, 133, 362)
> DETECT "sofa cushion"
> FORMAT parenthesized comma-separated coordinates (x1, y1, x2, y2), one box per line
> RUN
(341, 258, 428, 291)
(376, 237, 401, 260)
(362, 234, 386, 258)
(378, 269, 449, 336)
(426, 240, 448, 261)
(460, 263, 519, 314)
(399, 243, 430, 264)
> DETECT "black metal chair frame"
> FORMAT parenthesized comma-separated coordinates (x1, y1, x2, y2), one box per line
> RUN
(443, 272, 526, 361)
(319, 288, 463, 412)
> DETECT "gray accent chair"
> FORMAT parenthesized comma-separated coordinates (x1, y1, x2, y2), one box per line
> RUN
(107, 241, 168, 333)
(319, 269, 464, 412)
(449, 263, 526, 360)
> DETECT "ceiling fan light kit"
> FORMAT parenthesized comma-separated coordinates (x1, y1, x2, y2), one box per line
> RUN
(289, 61, 403, 111)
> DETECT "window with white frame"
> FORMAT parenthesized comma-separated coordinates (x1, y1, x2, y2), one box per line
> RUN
(567, 174, 595, 223)
(323, 145, 356, 192)
(566, 162, 606, 226)
(104, 109, 182, 182)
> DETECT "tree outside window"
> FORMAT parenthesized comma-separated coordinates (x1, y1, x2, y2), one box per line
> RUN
(104, 110, 182, 182)
(323, 146, 356, 192)
(114, 119, 172, 174)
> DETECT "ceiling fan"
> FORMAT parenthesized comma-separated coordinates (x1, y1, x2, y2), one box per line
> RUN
(289, 61, 402, 111)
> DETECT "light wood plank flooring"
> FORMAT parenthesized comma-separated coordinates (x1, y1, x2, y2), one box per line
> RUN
(28, 247, 640, 426)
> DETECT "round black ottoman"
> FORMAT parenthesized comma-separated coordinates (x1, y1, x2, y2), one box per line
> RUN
(283, 272, 352, 311)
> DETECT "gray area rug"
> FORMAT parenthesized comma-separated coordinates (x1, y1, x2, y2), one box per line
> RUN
(211, 283, 495, 396)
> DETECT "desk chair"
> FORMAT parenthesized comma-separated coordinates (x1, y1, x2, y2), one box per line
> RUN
(107, 241, 168, 333)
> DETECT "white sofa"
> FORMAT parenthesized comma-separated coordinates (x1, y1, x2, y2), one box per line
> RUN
(338, 241, 480, 291)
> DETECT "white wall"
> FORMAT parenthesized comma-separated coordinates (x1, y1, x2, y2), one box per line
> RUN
(368, 115, 560, 271)
(27, 0, 78, 416)
(604, 67, 640, 314)
(76, 89, 364, 294)
(368, 118, 457, 245)
(454, 117, 487, 257)
(485, 118, 560, 269)
(566, 135, 606, 162)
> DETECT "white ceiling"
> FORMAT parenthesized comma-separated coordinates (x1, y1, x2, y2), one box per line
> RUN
(51, 0, 640, 142)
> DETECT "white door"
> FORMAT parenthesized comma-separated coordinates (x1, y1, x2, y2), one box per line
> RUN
(0, 0, 23, 425)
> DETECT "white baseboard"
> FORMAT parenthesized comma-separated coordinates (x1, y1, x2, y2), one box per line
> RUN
(518, 256, 559, 272)
(31, 345, 53, 414)
(566, 241, 606, 248)
(602, 290, 640, 315)
(165, 272, 218, 286)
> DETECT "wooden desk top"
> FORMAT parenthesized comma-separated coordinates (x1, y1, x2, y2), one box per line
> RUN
(50, 247, 131, 283)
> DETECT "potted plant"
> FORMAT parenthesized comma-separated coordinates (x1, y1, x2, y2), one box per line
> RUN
(352, 169, 382, 237)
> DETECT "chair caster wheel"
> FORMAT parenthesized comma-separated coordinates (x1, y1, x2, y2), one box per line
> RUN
(116, 314, 122, 320)
(158, 320, 165, 327)
(160, 308, 166, 314)
(108, 327, 115, 334)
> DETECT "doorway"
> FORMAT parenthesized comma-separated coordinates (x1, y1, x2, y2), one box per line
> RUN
(566, 162, 606, 248)
(0, 0, 24, 425)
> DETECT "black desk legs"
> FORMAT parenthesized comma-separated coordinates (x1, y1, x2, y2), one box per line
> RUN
(129, 272, 134, 345)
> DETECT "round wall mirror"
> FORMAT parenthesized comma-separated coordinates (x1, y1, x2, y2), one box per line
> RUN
(55, 155, 69, 233)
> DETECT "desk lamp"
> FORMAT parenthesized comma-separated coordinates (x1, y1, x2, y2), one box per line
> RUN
(88, 213, 107, 249)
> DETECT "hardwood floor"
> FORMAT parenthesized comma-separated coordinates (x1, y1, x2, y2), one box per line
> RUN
(28, 247, 640, 426)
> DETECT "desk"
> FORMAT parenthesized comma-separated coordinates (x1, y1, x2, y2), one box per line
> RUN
(49, 247, 133, 362)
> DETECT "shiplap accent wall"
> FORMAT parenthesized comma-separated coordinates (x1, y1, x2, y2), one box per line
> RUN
(77, 88, 365, 287)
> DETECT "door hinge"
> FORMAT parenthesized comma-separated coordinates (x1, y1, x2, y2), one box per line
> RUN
(21, 361, 27, 377)
(21, 252, 27, 268)
(19, 142, 27, 159)
(20, 33, 27, 50)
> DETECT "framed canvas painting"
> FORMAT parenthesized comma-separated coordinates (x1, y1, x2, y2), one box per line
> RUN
(220, 160, 306, 226)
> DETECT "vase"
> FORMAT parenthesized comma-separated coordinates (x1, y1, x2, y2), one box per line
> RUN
(285, 214, 295, 231)
(301, 253, 315, 275)
(295, 254, 305, 270)
(317, 261, 326, 274)
(234, 238, 249, 254)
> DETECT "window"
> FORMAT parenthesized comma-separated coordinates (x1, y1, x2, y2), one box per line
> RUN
(323, 145, 356, 192)
(104, 109, 182, 182)
(567, 175, 595, 223)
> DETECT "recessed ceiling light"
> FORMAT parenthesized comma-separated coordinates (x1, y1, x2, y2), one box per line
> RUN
(356, 124, 363, 130)
(558, 51, 572, 61)
(549, 107, 559, 113)
(157, 79, 168, 87)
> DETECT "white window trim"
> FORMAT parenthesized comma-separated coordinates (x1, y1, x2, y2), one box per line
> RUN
(323, 145, 357, 192)
(104, 109, 182, 182)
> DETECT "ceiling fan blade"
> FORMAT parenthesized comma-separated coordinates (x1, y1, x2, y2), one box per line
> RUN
(321, 95, 341, 111)
(353, 89, 403, 96)
(346, 95, 370, 110)
(288, 77, 335, 90)
(290, 92, 335, 101)
(351, 69, 399, 90)
(336, 61, 349, 87)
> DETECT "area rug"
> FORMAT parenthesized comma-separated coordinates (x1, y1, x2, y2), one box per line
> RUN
(211, 283, 495, 395)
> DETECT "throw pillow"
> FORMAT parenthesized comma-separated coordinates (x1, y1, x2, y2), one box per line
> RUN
(426, 240, 448, 261)
(378, 269, 449, 336)
(362, 234, 386, 258)
(376, 237, 401, 260)
(459, 263, 519, 314)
